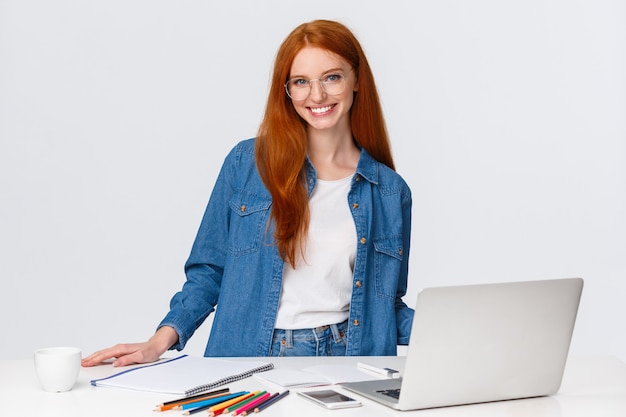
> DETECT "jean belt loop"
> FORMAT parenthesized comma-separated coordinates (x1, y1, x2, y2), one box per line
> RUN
(330, 323, 341, 343)
(285, 329, 293, 348)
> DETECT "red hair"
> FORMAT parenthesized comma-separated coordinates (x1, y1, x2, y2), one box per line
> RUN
(256, 20, 394, 267)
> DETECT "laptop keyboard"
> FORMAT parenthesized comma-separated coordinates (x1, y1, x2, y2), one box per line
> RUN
(377, 388, 401, 399)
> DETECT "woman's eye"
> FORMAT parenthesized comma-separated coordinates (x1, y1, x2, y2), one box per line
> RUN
(292, 79, 308, 87)
(324, 74, 343, 83)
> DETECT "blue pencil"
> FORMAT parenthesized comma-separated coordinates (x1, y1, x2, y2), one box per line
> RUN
(254, 390, 290, 413)
(179, 391, 249, 411)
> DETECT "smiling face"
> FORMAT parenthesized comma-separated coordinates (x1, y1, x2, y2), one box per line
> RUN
(287, 47, 358, 134)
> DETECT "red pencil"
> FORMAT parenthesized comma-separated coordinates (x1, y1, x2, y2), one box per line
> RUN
(232, 392, 271, 416)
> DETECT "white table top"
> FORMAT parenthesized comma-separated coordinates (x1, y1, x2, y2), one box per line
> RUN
(1, 355, 625, 417)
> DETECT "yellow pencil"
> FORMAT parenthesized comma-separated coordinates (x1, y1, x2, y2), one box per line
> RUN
(223, 391, 265, 414)
(208, 392, 255, 416)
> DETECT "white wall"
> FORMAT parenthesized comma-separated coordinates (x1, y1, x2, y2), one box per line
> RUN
(1, 0, 624, 362)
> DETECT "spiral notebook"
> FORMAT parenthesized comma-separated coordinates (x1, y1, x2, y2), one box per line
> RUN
(90, 355, 274, 396)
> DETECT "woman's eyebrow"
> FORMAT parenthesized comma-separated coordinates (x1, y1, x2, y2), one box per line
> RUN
(289, 67, 346, 79)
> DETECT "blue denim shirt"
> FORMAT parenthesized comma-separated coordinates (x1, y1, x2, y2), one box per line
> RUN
(159, 138, 414, 356)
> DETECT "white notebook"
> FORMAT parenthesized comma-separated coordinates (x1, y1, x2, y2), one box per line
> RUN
(254, 364, 388, 388)
(90, 355, 274, 396)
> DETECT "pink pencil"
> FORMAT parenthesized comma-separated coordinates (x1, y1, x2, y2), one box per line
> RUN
(232, 392, 271, 416)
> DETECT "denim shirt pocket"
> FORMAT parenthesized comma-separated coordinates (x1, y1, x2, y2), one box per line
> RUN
(373, 235, 404, 299)
(228, 191, 272, 256)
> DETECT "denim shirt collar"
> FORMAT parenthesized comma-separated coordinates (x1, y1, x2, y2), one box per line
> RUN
(304, 147, 380, 194)
(354, 148, 380, 185)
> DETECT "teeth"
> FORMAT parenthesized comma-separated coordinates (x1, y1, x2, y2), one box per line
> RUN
(310, 105, 333, 114)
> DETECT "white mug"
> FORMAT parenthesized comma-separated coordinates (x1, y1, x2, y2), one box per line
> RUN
(34, 346, 82, 392)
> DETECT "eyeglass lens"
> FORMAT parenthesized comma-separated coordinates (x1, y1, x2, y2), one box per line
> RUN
(285, 73, 348, 100)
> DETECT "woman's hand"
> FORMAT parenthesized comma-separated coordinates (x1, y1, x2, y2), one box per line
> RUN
(81, 326, 179, 367)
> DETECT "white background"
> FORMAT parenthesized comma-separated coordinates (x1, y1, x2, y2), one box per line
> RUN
(1, 1, 624, 361)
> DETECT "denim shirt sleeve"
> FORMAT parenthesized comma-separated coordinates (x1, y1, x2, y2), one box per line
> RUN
(394, 183, 414, 345)
(157, 142, 243, 350)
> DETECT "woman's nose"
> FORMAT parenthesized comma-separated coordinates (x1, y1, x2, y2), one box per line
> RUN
(308, 79, 326, 101)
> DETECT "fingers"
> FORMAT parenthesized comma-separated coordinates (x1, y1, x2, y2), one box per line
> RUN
(81, 343, 142, 367)
(82, 327, 179, 368)
(81, 341, 165, 368)
(111, 350, 143, 368)
(81, 350, 113, 367)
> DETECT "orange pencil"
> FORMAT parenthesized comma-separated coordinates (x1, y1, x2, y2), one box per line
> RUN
(181, 392, 249, 415)
(208, 392, 255, 416)
(153, 389, 231, 411)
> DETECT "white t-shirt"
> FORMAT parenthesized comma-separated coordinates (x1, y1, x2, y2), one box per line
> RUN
(274, 175, 357, 329)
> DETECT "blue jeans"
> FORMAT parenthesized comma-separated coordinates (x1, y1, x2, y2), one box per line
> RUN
(269, 320, 348, 356)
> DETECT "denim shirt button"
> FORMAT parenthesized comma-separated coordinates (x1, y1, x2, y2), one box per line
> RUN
(240, 205, 246, 212)
(353, 319, 360, 326)
(355, 280, 362, 288)
(398, 248, 403, 255)
(359, 237, 367, 245)
(352, 202, 359, 209)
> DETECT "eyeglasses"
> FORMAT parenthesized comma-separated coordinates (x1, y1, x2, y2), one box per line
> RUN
(284, 69, 352, 101)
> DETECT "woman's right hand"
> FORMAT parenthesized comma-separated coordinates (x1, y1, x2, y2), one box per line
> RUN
(81, 326, 179, 368)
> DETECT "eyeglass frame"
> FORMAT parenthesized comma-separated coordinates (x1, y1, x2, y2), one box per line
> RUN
(284, 68, 354, 101)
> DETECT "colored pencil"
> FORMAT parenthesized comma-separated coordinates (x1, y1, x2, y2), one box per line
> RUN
(179, 391, 249, 412)
(245, 392, 277, 414)
(232, 392, 271, 416)
(222, 391, 265, 414)
(254, 390, 290, 413)
(207, 392, 255, 416)
(153, 388, 230, 411)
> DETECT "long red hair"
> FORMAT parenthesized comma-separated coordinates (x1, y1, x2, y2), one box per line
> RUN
(256, 20, 394, 267)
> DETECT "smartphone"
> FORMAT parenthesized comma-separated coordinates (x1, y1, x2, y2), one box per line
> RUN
(297, 389, 362, 409)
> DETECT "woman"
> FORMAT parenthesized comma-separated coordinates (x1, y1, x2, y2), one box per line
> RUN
(82, 19, 413, 367)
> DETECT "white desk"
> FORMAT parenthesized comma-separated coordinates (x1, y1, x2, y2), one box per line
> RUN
(1, 355, 625, 417)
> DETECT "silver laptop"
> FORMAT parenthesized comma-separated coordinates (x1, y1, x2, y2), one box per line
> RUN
(341, 277, 583, 410)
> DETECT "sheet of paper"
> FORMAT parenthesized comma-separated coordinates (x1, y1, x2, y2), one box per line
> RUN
(91, 355, 273, 395)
